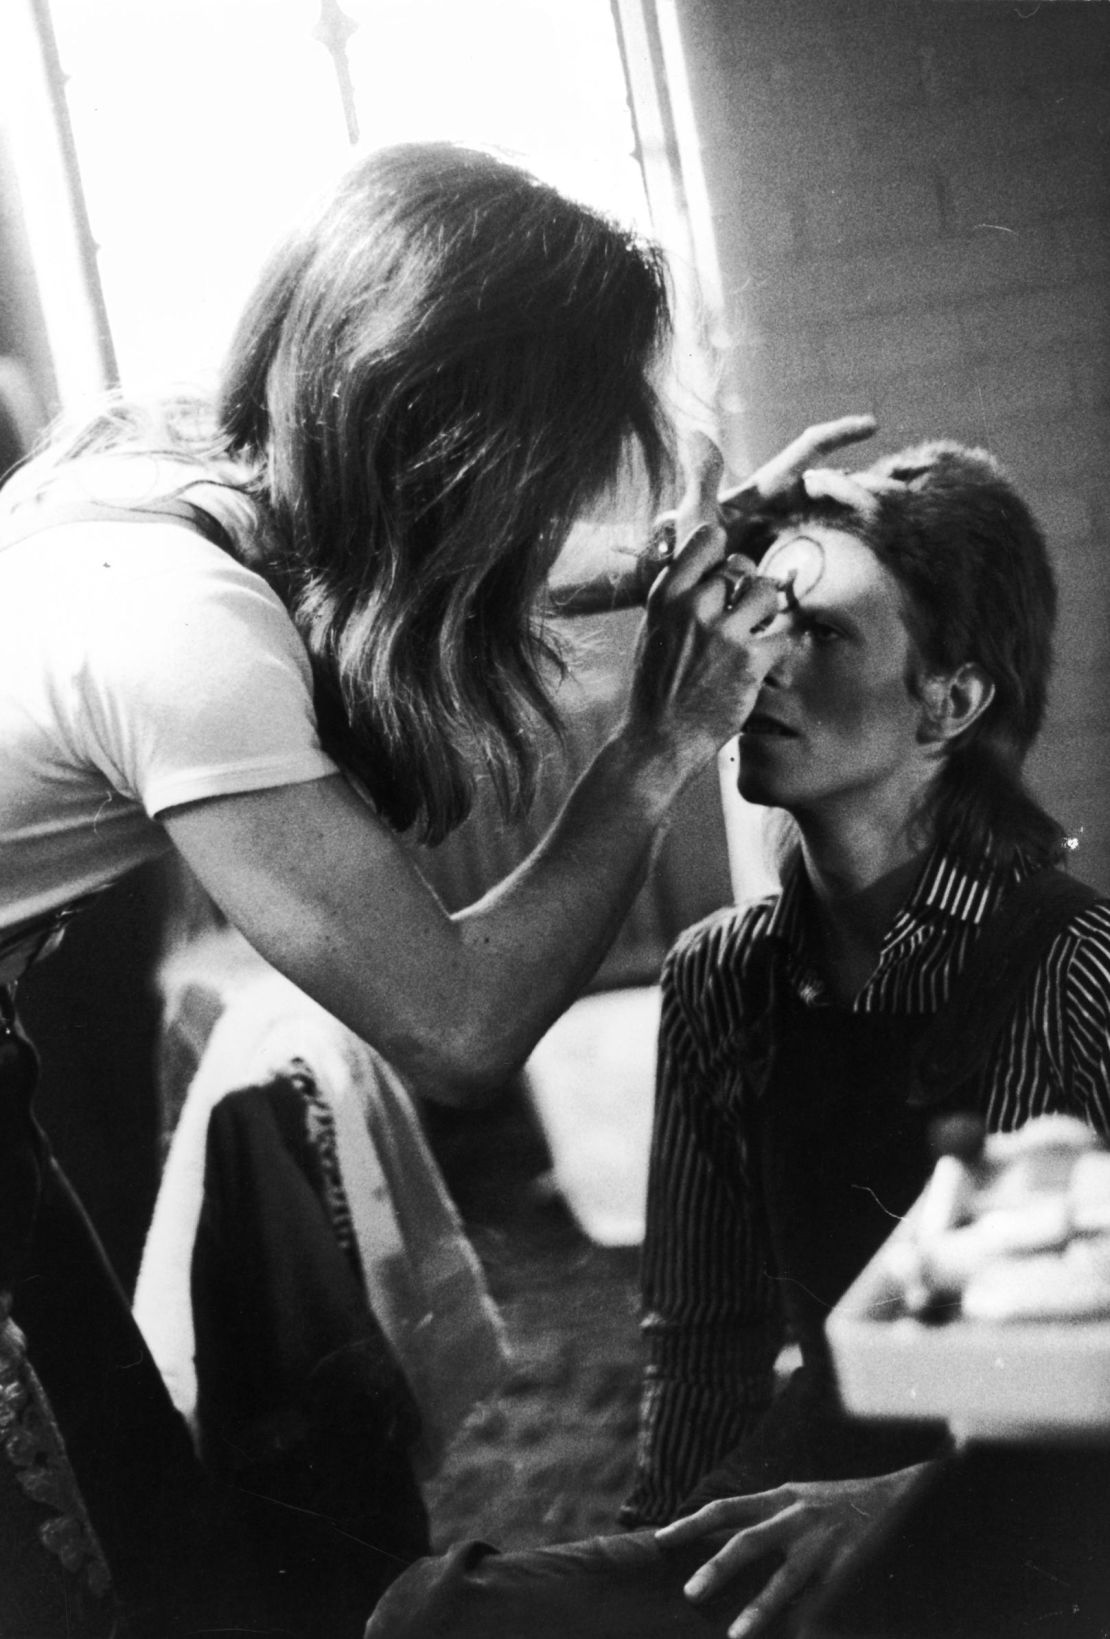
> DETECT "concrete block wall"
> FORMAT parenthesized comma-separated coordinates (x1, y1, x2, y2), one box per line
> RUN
(673, 0, 1110, 886)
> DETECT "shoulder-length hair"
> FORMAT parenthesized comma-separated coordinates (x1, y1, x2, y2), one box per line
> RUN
(14, 144, 674, 844)
(218, 142, 674, 840)
(749, 441, 1065, 871)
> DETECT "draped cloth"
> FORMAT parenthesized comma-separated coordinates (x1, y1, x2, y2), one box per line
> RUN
(134, 937, 510, 1473)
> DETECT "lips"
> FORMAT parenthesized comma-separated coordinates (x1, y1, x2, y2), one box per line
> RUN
(741, 711, 798, 738)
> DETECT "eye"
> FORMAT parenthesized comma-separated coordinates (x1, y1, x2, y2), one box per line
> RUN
(800, 617, 842, 645)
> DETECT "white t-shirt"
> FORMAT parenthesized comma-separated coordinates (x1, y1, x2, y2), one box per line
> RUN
(0, 477, 338, 933)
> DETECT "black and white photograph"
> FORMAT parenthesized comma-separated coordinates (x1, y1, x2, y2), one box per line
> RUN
(1, 3, 1109, 1635)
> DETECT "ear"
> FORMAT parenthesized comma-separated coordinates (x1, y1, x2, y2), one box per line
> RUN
(917, 664, 995, 744)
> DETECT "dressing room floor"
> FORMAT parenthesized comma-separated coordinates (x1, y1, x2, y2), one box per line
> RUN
(421, 1087, 644, 1552)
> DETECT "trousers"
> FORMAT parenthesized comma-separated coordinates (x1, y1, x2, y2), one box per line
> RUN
(363, 1529, 782, 1638)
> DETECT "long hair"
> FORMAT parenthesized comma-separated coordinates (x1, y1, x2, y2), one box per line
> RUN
(748, 441, 1065, 870)
(13, 144, 674, 843)
(218, 142, 674, 840)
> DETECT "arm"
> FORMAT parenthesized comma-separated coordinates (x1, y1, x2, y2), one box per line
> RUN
(162, 417, 873, 1097)
(621, 930, 785, 1527)
(1051, 901, 1110, 1138)
(162, 530, 783, 1106)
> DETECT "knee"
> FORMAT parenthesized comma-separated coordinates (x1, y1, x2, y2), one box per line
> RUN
(364, 1541, 498, 1639)
(363, 1528, 680, 1639)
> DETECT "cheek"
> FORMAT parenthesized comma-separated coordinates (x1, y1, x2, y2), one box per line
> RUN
(814, 669, 918, 744)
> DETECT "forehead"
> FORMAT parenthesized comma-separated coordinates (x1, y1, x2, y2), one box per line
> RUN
(763, 523, 905, 626)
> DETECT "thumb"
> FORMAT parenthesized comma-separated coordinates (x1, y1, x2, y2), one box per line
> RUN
(675, 431, 726, 548)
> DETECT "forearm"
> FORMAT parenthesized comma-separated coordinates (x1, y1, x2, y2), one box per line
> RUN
(334, 726, 711, 1098)
(626, 1014, 786, 1524)
(164, 733, 700, 1106)
(449, 730, 692, 1073)
(167, 493, 792, 1099)
(622, 1324, 781, 1527)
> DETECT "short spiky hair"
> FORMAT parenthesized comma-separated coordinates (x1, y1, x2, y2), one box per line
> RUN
(750, 440, 1065, 868)
(864, 441, 1055, 751)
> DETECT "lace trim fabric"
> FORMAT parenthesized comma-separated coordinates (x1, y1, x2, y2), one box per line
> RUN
(293, 1061, 359, 1268)
(0, 1291, 113, 1600)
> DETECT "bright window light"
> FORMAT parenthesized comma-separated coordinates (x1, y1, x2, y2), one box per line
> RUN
(28, 0, 650, 398)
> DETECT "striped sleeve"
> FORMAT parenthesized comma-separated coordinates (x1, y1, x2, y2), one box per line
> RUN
(1036, 902, 1110, 1136)
(974, 900, 1110, 1135)
(621, 912, 785, 1528)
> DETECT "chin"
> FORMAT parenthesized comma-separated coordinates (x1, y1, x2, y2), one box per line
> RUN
(736, 739, 795, 810)
(736, 770, 782, 810)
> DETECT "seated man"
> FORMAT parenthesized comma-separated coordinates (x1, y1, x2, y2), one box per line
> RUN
(365, 440, 1110, 1639)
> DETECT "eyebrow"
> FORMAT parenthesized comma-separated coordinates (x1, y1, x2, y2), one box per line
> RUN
(793, 596, 863, 639)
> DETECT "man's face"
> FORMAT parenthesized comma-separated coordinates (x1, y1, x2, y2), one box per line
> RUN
(738, 524, 932, 818)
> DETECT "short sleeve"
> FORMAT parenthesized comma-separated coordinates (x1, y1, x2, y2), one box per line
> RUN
(60, 526, 338, 816)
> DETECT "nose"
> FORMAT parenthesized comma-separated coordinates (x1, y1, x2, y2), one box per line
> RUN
(758, 611, 804, 690)
(761, 655, 787, 691)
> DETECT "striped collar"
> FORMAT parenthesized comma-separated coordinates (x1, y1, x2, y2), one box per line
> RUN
(761, 843, 1034, 1001)
(908, 845, 1029, 924)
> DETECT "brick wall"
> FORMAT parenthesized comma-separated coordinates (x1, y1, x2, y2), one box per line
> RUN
(674, 0, 1110, 886)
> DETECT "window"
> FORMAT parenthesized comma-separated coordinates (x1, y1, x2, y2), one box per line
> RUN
(0, 0, 743, 962)
(3, 0, 665, 401)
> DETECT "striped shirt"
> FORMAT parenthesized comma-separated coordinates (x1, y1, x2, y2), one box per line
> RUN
(622, 847, 1110, 1527)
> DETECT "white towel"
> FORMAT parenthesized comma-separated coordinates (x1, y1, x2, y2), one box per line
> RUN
(134, 943, 509, 1472)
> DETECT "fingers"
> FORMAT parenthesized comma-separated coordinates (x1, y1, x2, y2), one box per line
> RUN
(725, 1532, 828, 1639)
(713, 567, 782, 645)
(788, 413, 878, 468)
(661, 519, 729, 597)
(641, 415, 876, 609)
(657, 1496, 774, 1548)
(672, 1510, 828, 1639)
(570, 505, 719, 614)
(559, 431, 727, 614)
(674, 431, 726, 549)
(800, 466, 883, 515)
(678, 560, 782, 668)
(717, 552, 758, 613)
(681, 1517, 785, 1602)
(654, 435, 728, 595)
(719, 414, 877, 512)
